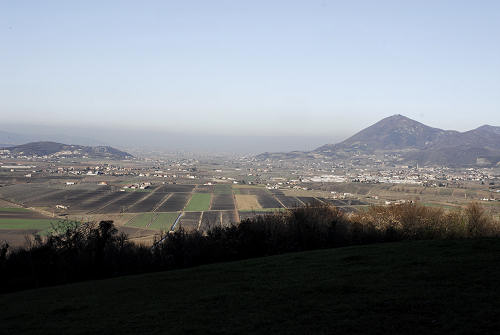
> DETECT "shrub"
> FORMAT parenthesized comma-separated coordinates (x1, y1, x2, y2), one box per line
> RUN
(465, 202, 499, 237)
(1, 202, 499, 293)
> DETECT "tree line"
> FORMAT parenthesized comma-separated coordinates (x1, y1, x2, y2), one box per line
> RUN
(1, 202, 499, 293)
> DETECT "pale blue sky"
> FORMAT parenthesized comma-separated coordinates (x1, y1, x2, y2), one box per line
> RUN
(1, 0, 500, 141)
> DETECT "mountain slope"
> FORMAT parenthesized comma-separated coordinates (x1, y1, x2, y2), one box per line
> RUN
(0, 129, 107, 147)
(411, 125, 500, 166)
(2, 141, 133, 160)
(291, 114, 500, 166)
(315, 114, 452, 154)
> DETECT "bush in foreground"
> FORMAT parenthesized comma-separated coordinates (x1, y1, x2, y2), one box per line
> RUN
(0, 202, 499, 293)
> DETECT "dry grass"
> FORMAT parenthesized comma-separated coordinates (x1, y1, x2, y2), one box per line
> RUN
(235, 194, 262, 210)
(350, 202, 500, 239)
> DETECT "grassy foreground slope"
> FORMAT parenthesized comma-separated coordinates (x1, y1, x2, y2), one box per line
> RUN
(1, 239, 500, 334)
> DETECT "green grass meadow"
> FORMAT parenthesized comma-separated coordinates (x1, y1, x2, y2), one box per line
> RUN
(149, 212, 179, 231)
(1, 239, 499, 334)
(184, 193, 211, 211)
(126, 212, 179, 231)
(126, 213, 157, 229)
(0, 207, 31, 212)
(0, 218, 56, 230)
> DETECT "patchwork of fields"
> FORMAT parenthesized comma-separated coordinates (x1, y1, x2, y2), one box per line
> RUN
(0, 182, 367, 246)
(0, 207, 63, 246)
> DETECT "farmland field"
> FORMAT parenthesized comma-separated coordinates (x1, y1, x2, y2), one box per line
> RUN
(235, 187, 260, 195)
(126, 213, 157, 229)
(200, 211, 220, 230)
(156, 193, 191, 212)
(0, 184, 61, 204)
(234, 194, 261, 210)
(0, 218, 56, 230)
(78, 192, 128, 212)
(94, 192, 149, 213)
(0, 207, 31, 213)
(270, 190, 302, 208)
(214, 184, 232, 194)
(194, 185, 214, 193)
(256, 193, 283, 209)
(127, 212, 179, 231)
(211, 194, 235, 210)
(159, 184, 195, 193)
(320, 198, 347, 206)
(184, 193, 211, 211)
(0, 207, 60, 246)
(221, 211, 238, 227)
(177, 212, 202, 231)
(57, 190, 101, 207)
(235, 187, 283, 209)
(296, 196, 320, 205)
(0, 208, 55, 229)
(23, 189, 73, 207)
(126, 191, 169, 213)
(150, 213, 179, 231)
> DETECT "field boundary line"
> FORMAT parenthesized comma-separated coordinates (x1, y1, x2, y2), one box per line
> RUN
(313, 197, 326, 204)
(208, 192, 214, 210)
(294, 197, 305, 206)
(88, 192, 128, 214)
(271, 194, 287, 209)
(153, 193, 173, 212)
(128, 190, 158, 212)
(181, 192, 194, 212)
(232, 193, 240, 223)
(22, 189, 67, 203)
(0, 197, 25, 209)
(171, 212, 183, 231)
(145, 213, 160, 229)
(197, 211, 203, 231)
(126, 213, 142, 227)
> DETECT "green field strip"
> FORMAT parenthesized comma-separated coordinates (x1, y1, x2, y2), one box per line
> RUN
(0, 218, 58, 230)
(422, 202, 459, 210)
(126, 213, 158, 228)
(0, 207, 31, 212)
(184, 193, 211, 211)
(149, 213, 180, 231)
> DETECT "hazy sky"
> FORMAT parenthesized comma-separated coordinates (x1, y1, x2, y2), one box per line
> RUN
(1, 1, 500, 141)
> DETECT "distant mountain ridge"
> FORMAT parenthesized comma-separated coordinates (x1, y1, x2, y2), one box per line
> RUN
(0, 129, 106, 147)
(315, 114, 447, 153)
(1, 141, 133, 160)
(258, 115, 500, 167)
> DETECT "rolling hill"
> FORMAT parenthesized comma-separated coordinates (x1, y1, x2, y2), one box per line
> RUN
(1, 239, 499, 334)
(1, 141, 133, 160)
